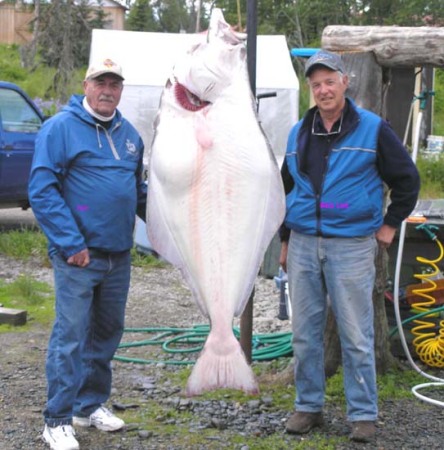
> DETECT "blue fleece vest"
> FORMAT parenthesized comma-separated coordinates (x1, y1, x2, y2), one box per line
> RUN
(285, 106, 383, 237)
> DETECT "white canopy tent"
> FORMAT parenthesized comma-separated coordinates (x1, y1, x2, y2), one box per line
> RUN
(89, 29, 299, 254)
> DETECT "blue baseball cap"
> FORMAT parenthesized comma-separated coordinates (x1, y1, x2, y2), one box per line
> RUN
(305, 50, 345, 77)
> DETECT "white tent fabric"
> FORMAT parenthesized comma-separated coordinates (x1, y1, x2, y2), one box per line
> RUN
(89, 29, 299, 167)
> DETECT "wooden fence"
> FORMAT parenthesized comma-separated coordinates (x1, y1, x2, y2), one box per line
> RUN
(0, 4, 33, 45)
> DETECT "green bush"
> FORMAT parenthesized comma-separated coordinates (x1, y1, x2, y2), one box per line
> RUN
(0, 65, 27, 82)
(433, 69, 444, 135)
(416, 154, 444, 199)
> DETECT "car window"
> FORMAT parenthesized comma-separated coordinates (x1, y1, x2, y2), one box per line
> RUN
(0, 87, 42, 133)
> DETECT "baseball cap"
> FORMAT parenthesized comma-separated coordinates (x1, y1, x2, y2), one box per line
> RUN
(305, 50, 345, 77)
(85, 58, 124, 81)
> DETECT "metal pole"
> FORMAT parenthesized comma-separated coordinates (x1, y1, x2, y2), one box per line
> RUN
(240, 0, 257, 365)
(246, 0, 257, 95)
(240, 288, 254, 364)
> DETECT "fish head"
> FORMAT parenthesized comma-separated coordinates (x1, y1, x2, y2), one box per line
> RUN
(172, 8, 247, 107)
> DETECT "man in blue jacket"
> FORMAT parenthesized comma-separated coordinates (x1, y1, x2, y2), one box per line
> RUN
(279, 50, 420, 443)
(29, 59, 147, 450)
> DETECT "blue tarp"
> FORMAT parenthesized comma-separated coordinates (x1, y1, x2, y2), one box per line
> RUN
(290, 48, 319, 58)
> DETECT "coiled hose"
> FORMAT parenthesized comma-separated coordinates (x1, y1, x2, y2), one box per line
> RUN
(409, 231, 444, 368)
(114, 325, 293, 365)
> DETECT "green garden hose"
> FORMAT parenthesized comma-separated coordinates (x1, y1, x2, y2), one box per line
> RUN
(389, 305, 444, 338)
(114, 325, 293, 365)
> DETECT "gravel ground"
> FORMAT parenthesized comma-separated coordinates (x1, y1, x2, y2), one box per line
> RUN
(1, 214, 444, 449)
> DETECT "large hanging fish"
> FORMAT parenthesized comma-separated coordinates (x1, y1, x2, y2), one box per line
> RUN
(147, 8, 285, 396)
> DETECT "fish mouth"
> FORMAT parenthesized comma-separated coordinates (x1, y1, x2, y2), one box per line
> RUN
(174, 82, 211, 112)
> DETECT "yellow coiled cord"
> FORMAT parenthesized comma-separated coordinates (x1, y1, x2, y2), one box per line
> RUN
(410, 238, 444, 367)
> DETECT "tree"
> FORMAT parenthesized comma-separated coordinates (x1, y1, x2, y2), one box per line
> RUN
(36, 0, 75, 101)
(35, 0, 109, 101)
(359, 0, 444, 26)
(125, 0, 212, 33)
(20, 0, 41, 69)
(154, 0, 191, 33)
(126, 0, 159, 31)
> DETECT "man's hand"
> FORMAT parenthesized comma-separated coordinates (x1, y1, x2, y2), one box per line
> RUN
(67, 248, 90, 267)
(375, 224, 397, 249)
(279, 241, 289, 273)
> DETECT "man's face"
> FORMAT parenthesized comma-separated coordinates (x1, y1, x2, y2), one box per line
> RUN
(308, 68, 348, 116)
(83, 74, 123, 117)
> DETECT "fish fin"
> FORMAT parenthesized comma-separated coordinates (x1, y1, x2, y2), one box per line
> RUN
(185, 332, 259, 396)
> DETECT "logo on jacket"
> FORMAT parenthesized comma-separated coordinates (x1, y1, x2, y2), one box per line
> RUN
(126, 139, 137, 155)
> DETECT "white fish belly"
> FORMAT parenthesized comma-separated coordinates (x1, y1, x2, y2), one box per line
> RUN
(148, 88, 284, 321)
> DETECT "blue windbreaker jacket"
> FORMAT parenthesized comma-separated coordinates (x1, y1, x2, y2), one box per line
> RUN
(28, 95, 147, 258)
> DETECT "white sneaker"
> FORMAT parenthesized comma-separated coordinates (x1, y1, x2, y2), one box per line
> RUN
(42, 424, 79, 450)
(73, 406, 125, 432)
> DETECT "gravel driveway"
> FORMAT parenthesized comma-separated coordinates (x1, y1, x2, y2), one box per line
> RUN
(1, 209, 444, 449)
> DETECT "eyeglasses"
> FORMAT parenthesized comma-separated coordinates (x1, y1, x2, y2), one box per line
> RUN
(311, 111, 343, 136)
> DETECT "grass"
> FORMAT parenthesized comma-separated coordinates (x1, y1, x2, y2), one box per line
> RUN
(416, 153, 444, 199)
(0, 229, 54, 331)
(231, 434, 345, 449)
(130, 248, 167, 269)
(325, 366, 427, 402)
(0, 274, 54, 332)
(0, 228, 166, 269)
(0, 227, 48, 261)
(105, 360, 430, 449)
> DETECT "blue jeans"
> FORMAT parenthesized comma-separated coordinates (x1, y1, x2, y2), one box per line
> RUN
(44, 249, 131, 427)
(287, 231, 378, 422)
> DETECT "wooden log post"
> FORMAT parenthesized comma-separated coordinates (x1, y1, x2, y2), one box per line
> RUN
(323, 25, 440, 145)
(322, 26, 444, 69)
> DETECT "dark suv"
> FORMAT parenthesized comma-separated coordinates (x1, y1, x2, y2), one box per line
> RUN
(0, 81, 45, 209)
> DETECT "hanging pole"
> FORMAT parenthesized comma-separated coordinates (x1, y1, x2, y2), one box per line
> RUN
(246, 0, 257, 95)
(240, 0, 257, 365)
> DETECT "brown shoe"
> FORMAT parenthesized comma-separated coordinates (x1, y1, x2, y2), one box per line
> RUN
(350, 421, 376, 442)
(285, 411, 324, 434)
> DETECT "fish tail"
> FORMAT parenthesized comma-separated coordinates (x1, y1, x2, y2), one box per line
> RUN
(185, 332, 259, 396)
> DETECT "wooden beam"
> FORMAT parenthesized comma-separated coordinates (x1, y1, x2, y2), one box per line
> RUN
(322, 26, 444, 68)
(342, 52, 384, 115)
(0, 306, 27, 326)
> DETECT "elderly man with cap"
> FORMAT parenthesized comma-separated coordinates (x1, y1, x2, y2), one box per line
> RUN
(29, 59, 147, 450)
(279, 50, 420, 442)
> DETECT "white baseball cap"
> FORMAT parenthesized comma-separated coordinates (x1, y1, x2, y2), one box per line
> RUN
(85, 58, 124, 80)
